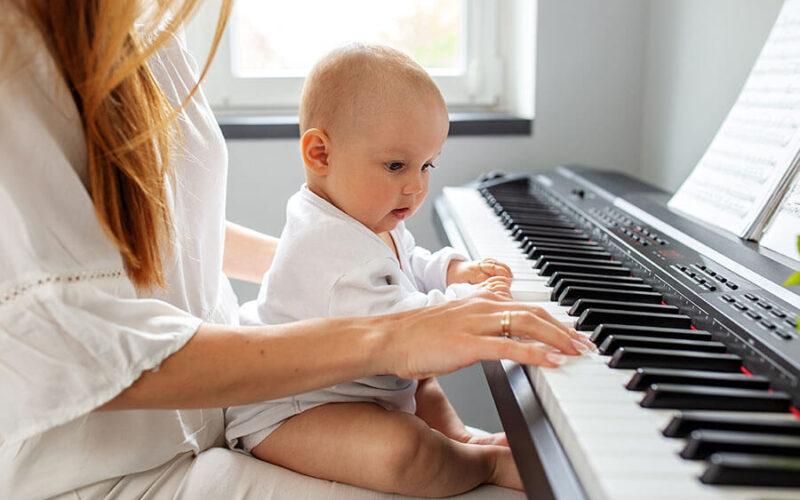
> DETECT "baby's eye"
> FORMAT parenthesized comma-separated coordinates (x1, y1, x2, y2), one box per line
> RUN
(385, 162, 405, 172)
(421, 163, 437, 172)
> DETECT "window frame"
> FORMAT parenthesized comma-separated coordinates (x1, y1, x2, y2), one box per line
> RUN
(185, 0, 503, 113)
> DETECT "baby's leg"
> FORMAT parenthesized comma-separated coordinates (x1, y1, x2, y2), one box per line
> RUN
(251, 402, 522, 497)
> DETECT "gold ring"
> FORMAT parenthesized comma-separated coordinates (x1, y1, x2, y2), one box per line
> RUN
(501, 310, 512, 337)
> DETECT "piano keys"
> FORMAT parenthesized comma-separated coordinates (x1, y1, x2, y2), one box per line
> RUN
(433, 166, 800, 500)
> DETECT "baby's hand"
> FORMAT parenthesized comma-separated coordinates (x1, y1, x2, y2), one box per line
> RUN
(477, 276, 512, 299)
(446, 258, 513, 285)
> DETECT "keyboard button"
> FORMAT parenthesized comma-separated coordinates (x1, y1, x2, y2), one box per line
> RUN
(746, 311, 761, 320)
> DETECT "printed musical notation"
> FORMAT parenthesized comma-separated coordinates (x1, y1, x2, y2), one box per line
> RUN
(761, 178, 800, 263)
(668, 0, 800, 239)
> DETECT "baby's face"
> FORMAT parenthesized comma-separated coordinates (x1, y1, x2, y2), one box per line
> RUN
(323, 95, 449, 235)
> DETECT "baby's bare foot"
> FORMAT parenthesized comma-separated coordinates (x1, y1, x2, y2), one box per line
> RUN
(489, 446, 523, 491)
(468, 431, 509, 447)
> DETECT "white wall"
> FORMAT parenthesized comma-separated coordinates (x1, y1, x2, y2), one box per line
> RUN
(222, 0, 785, 432)
(226, 0, 649, 258)
(640, 0, 783, 191)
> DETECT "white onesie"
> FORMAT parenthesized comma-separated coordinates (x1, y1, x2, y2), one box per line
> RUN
(225, 186, 473, 451)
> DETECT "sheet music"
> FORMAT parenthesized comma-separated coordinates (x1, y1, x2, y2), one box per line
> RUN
(668, 0, 800, 239)
(760, 174, 800, 264)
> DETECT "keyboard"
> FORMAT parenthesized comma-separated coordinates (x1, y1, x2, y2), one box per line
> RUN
(433, 166, 800, 500)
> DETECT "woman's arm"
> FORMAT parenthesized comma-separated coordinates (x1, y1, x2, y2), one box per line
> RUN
(99, 293, 591, 411)
(222, 221, 279, 283)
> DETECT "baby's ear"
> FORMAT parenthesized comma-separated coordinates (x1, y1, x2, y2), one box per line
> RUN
(301, 128, 330, 176)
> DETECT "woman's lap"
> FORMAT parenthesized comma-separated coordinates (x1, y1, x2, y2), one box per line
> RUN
(176, 447, 526, 500)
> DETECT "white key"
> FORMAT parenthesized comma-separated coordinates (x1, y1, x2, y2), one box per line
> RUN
(441, 186, 800, 500)
(510, 280, 551, 301)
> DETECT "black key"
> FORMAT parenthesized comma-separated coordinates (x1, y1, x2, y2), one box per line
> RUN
(540, 262, 631, 277)
(575, 308, 689, 330)
(608, 348, 742, 372)
(590, 325, 713, 345)
(664, 411, 800, 438)
(501, 205, 556, 214)
(562, 289, 664, 308)
(551, 279, 652, 301)
(701, 453, 800, 486)
(599, 335, 726, 355)
(640, 384, 791, 411)
(510, 223, 578, 235)
(508, 219, 574, 230)
(512, 227, 588, 241)
(547, 272, 644, 288)
(627, 369, 770, 392)
(534, 255, 619, 270)
(522, 237, 599, 250)
(527, 246, 611, 260)
(569, 300, 678, 316)
(681, 430, 800, 459)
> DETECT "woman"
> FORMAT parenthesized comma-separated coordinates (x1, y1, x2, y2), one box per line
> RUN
(0, 1, 585, 498)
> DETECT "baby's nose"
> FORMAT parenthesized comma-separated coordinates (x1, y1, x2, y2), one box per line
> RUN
(403, 172, 426, 195)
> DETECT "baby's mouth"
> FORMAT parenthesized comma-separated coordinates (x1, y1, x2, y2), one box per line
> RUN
(391, 208, 410, 220)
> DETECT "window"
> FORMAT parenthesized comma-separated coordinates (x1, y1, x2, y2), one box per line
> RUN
(185, 0, 507, 114)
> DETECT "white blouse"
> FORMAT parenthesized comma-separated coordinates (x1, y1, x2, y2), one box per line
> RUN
(0, 13, 237, 499)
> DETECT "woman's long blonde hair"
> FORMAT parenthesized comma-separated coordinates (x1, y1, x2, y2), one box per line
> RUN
(21, 0, 231, 289)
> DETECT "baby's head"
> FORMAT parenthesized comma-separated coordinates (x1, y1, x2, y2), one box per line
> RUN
(299, 43, 449, 235)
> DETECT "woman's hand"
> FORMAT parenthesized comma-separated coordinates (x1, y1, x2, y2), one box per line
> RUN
(378, 291, 595, 380)
(447, 258, 512, 285)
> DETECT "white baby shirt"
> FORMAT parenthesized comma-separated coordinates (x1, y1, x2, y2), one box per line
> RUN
(226, 186, 473, 450)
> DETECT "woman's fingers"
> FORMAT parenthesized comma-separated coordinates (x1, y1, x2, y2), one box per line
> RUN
(466, 335, 568, 368)
(384, 294, 597, 380)
(459, 295, 593, 355)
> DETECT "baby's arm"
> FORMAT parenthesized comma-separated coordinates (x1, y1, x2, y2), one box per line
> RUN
(251, 401, 521, 496)
(394, 225, 511, 295)
(328, 257, 476, 316)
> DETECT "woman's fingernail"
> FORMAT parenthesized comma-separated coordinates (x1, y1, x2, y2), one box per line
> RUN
(578, 335, 597, 352)
(545, 352, 566, 365)
(571, 338, 589, 353)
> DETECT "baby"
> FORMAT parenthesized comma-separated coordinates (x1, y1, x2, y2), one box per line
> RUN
(226, 44, 521, 496)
